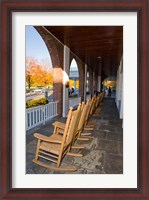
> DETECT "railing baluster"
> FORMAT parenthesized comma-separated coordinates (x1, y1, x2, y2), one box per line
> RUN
(40, 108, 42, 122)
(26, 101, 58, 130)
(32, 110, 35, 125)
(53, 102, 54, 116)
(49, 103, 51, 116)
(36, 109, 38, 123)
(34, 110, 36, 124)
(46, 105, 47, 119)
(42, 107, 44, 124)
(51, 103, 54, 116)
(27, 112, 29, 129)
(37, 110, 39, 123)
(29, 112, 31, 128)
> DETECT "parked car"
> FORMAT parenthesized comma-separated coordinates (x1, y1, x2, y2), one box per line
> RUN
(34, 88, 43, 93)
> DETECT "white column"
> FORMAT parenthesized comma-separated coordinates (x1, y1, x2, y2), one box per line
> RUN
(116, 56, 123, 120)
(63, 45, 70, 117)
(120, 75, 123, 119)
(116, 67, 120, 107)
(93, 71, 95, 95)
(97, 76, 101, 92)
(84, 64, 87, 102)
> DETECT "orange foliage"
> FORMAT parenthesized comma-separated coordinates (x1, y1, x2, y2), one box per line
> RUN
(26, 57, 53, 88)
(69, 79, 79, 89)
(69, 79, 74, 88)
(76, 80, 79, 89)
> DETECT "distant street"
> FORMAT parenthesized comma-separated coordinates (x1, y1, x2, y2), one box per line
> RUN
(26, 91, 53, 102)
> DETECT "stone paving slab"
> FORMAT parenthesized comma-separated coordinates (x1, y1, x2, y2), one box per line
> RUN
(26, 97, 123, 174)
(104, 153, 123, 174)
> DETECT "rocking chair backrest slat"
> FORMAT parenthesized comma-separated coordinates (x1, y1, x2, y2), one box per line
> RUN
(90, 96, 96, 115)
(75, 100, 92, 140)
(76, 101, 85, 132)
(84, 99, 92, 125)
(59, 107, 73, 152)
(64, 104, 82, 147)
(76, 100, 90, 134)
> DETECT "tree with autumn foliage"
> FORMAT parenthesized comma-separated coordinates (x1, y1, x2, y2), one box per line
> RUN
(41, 66, 53, 88)
(26, 57, 36, 89)
(26, 57, 53, 89)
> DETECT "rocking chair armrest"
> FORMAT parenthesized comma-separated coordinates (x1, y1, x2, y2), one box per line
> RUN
(52, 121, 65, 129)
(34, 133, 62, 144)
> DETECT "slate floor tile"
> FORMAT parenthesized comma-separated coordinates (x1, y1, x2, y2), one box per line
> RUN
(26, 97, 123, 174)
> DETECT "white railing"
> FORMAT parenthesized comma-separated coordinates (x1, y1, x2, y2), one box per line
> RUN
(69, 96, 81, 108)
(26, 101, 58, 131)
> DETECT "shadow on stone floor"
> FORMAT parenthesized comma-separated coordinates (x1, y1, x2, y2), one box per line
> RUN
(26, 97, 123, 174)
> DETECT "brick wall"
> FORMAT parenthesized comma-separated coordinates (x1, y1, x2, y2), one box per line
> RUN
(34, 26, 95, 115)
(35, 26, 63, 116)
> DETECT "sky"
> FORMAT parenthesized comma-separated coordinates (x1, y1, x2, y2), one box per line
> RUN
(26, 26, 78, 71)
(25, 26, 52, 68)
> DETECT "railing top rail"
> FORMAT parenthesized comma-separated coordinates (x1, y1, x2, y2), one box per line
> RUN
(26, 101, 59, 111)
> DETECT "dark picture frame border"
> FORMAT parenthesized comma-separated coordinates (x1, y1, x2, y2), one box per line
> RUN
(0, 0, 148, 199)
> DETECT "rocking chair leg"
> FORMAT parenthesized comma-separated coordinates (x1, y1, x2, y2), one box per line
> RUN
(67, 152, 83, 157)
(77, 137, 90, 141)
(84, 127, 94, 131)
(35, 139, 41, 160)
(71, 145, 85, 149)
(81, 132, 92, 136)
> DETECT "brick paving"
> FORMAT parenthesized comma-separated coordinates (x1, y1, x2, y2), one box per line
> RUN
(26, 97, 123, 174)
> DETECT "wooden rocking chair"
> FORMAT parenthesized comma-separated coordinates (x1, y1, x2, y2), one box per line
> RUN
(83, 97, 96, 130)
(32, 106, 81, 172)
(52, 103, 82, 135)
(84, 92, 104, 128)
(52, 101, 92, 150)
(52, 103, 86, 147)
(91, 93, 102, 115)
(73, 100, 93, 141)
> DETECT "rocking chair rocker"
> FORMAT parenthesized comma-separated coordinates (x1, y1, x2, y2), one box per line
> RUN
(32, 106, 81, 172)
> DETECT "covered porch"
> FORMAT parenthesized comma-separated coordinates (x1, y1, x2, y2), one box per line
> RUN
(26, 97, 123, 174)
(26, 26, 123, 174)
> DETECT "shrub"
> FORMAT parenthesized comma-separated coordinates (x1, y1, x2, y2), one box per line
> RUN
(26, 98, 49, 108)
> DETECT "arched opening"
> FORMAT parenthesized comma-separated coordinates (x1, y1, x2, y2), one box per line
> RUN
(25, 26, 53, 101)
(69, 58, 79, 97)
(34, 26, 64, 116)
